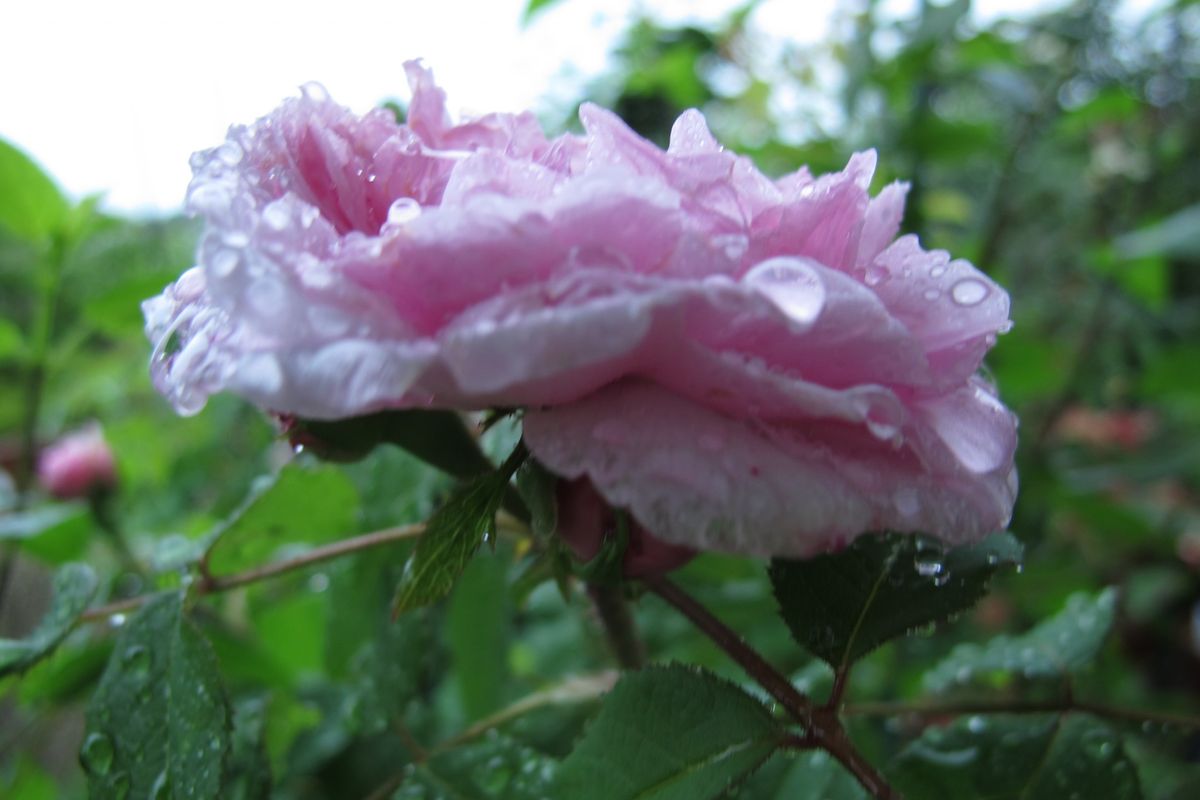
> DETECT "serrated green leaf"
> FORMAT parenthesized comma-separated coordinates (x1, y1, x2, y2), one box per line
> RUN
(204, 463, 359, 575)
(0, 137, 69, 241)
(923, 588, 1117, 692)
(555, 665, 783, 800)
(392, 448, 525, 615)
(0, 563, 96, 677)
(770, 532, 1023, 668)
(83, 593, 231, 800)
(892, 714, 1142, 799)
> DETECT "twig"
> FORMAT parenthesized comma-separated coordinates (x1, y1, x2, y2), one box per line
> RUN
(81, 522, 426, 622)
(643, 575, 814, 724)
(844, 698, 1200, 729)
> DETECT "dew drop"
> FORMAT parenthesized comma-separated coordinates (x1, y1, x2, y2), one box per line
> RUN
(923, 288, 940, 301)
(951, 278, 988, 306)
(109, 613, 127, 629)
(863, 265, 889, 286)
(263, 203, 290, 231)
(930, 264, 947, 278)
(967, 715, 987, 733)
(387, 197, 422, 226)
(742, 257, 827, 325)
(121, 645, 151, 678)
(81, 732, 115, 776)
(914, 550, 944, 578)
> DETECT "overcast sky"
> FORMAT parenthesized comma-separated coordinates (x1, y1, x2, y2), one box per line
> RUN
(0, 0, 1158, 214)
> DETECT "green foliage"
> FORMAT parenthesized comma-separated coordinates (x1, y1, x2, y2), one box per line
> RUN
(0, 563, 96, 677)
(923, 588, 1118, 692)
(204, 463, 360, 576)
(892, 714, 1142, 799)
(770, 532, 1022, 667)
(83, 593, 231, 799)
(0, 137, 68, 242)
(555, 665, 782, 799)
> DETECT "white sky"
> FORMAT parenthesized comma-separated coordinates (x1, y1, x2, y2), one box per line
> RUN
(0, 0, 1161, 215)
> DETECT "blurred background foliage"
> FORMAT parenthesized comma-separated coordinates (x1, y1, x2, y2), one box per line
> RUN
(1, 0, 1199, 797)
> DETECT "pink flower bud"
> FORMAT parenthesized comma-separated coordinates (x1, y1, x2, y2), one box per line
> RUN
(37, 425, 117, 500)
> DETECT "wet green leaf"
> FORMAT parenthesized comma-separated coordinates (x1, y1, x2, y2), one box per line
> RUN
(204, 463, 360, 576)
(0, 563, 96, 677)
(83, 593, 231, 800)
(892, 714, 1141, 799)
(923, 588, 1118, 692)
(770, 532, 1023, 668)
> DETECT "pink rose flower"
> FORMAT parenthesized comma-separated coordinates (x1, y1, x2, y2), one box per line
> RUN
(37, 424, 117, 500)
(144, 62, 1017, 558)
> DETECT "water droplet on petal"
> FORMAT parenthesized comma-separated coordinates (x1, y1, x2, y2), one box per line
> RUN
(923, 288, 940, 301)
(216, 142, 242, 166)
(742, 257, 827, 326)
(951, 278, 988, 306)
(263, 203, 290, 231)
(81, 732, 115, 776)
(387, 197, 422, 226)
(930, 264, 947, 278)
(864, 265, 889, 286)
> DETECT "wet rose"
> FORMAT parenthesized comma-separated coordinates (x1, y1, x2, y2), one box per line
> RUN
(37, 424, 117, 500)
(144, 62, 1018, 559)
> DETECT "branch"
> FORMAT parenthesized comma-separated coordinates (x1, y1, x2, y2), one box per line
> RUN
(844, 698, 1200, 729)
(81, 521, 426, 622)
(643, 575, 813, 723)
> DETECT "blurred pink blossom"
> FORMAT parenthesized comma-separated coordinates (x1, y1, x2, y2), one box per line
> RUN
(37, 424, 117, 500)
(144, 62, 1017, 558)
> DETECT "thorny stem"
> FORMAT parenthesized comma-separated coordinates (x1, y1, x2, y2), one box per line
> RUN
(844, 698, 1200, 730)
(80, 521, 427, 622)
(588, 582, 646, 669)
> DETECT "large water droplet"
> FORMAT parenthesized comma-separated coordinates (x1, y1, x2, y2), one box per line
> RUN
(742, 257, 827, 326)
(387, 197, 422, 226)
(914, 550, 944, 578)
(951, 278, 988, 306)
(81, 732, 115, 775)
